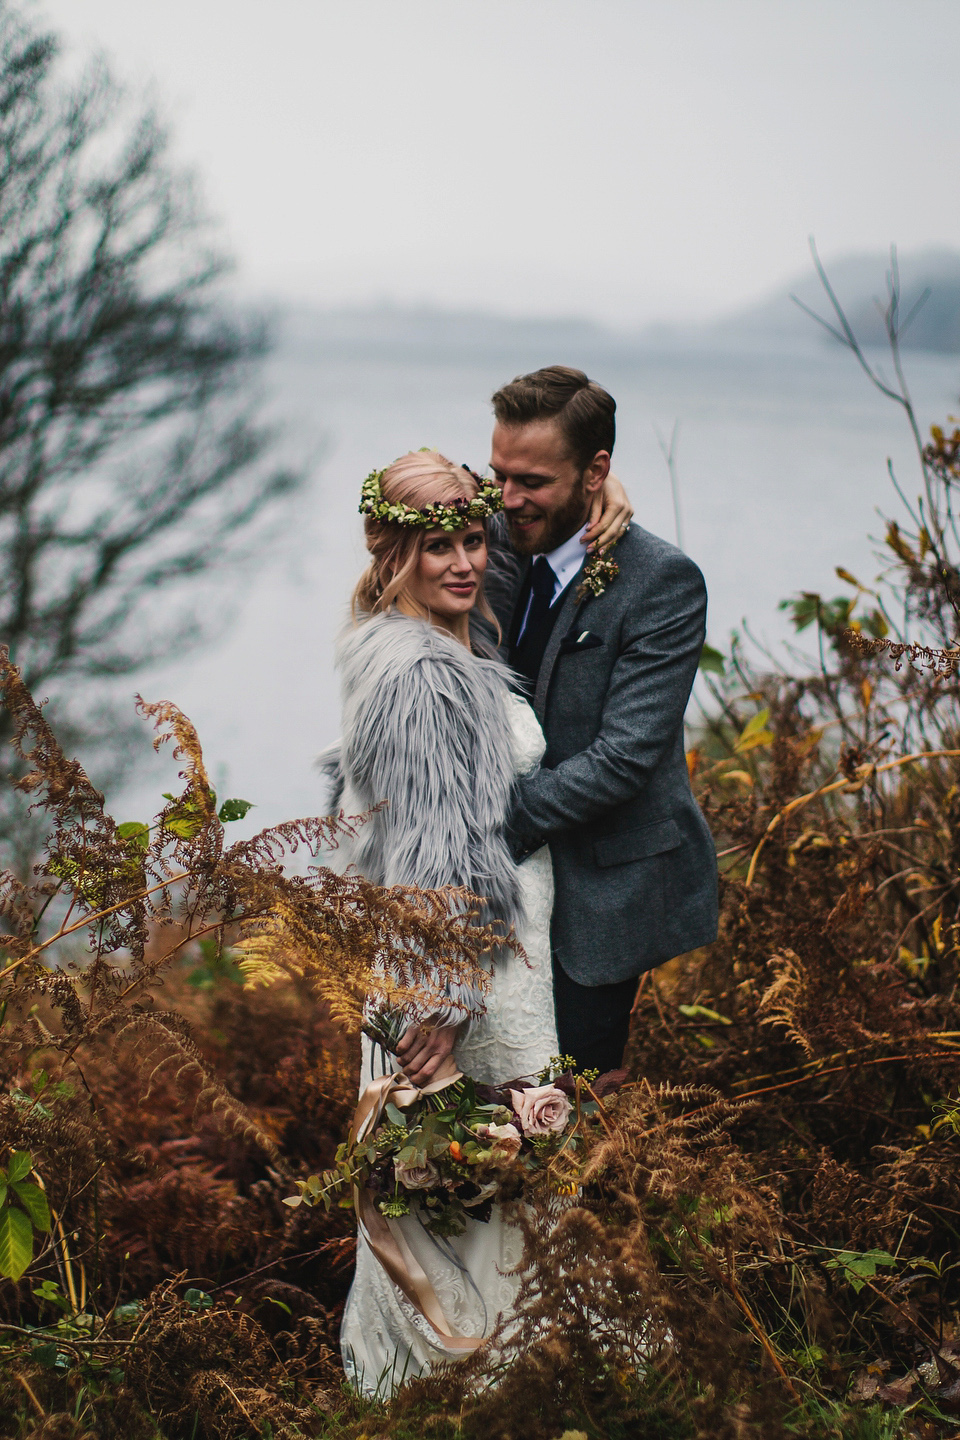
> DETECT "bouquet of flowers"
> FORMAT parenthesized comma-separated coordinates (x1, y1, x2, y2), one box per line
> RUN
(286, 1008, 627, 1237)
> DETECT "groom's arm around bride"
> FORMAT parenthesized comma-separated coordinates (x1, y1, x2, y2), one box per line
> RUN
(486, 366, 719, 1075)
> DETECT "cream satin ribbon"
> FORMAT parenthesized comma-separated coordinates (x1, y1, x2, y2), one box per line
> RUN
(350, 1059, 487, 1352)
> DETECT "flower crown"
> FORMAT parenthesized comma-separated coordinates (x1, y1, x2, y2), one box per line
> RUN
(359, 463, 504, 532)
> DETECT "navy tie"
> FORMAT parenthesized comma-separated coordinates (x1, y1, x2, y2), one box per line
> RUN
(511, 556, 558, 689)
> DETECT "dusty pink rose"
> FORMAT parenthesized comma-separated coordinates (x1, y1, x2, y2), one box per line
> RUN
(394, 1157, 440, 1190)
(509, 1084, 572, 1137)
(476, 1121, 522, 1159)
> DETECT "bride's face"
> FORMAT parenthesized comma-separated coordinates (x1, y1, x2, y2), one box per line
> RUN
(404, 520, 487, 620)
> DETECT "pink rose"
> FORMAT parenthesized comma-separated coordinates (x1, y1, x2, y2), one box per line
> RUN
(394, 1157, 440, 1190)
(509, 1084, 572, 1137)
(476, 1122, 522, 1159)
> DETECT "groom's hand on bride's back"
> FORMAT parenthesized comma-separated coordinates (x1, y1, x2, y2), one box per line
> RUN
(396, 1020, 460, 1087)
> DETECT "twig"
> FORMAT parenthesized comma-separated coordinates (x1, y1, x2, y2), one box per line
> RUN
(681, 1221, 799, 1399)
(2, 871, 192, 976)
(206, 1238, 353, 1294)
(734, 1051, 960, 1101)
(655, 420, 683, 551)
(744, 749, 960, 886)
(16, 1372, 45, 1418)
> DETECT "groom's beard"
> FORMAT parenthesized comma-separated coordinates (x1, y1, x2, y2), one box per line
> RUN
(505, 478, 590, 556)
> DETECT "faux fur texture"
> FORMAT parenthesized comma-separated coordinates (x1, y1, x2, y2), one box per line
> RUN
(322, 612, 523, 936)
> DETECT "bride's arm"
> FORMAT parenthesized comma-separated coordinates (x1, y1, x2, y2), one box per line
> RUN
(348, 640, 519, 919)
(583, 473, 634, 553)
(344, 624, 521, 1069)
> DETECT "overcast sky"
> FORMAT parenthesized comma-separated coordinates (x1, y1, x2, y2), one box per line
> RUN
(30, 0, 960, 324)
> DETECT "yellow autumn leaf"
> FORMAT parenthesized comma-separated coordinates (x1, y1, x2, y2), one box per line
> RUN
(720, 770, 754, 787)
(736, 725, 771, 760)
(835, 566, 862, 587)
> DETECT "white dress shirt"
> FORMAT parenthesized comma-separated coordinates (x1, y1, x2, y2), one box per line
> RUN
(516, 523, 589, 641)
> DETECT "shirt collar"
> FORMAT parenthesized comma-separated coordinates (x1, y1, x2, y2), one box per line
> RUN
(539, 523, 589, 595)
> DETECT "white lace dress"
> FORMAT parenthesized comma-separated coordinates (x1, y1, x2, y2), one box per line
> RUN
(340, 692, 558, 1397)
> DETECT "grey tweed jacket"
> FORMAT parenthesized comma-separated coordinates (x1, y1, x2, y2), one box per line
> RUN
(482, 520, 718, 985)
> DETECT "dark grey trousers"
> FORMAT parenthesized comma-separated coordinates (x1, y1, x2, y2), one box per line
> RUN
(552, 954, 639, 1075)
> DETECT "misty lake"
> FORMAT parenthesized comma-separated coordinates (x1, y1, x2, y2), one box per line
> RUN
(113, 318, 960, 833)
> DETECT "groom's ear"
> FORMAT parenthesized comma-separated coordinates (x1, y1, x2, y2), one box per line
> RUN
(583, 449, 611, 495)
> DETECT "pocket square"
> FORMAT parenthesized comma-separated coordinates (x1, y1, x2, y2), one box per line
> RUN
(559, 629, 604, 655)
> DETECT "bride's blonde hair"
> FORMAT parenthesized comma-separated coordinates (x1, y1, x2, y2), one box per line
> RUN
(352, 450, 500, 634)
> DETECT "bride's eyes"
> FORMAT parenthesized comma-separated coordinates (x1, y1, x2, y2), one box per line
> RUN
(424, 533, 485, 555)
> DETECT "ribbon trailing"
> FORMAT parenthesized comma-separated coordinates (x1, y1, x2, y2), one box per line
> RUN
(349, 1060, 487, 1353)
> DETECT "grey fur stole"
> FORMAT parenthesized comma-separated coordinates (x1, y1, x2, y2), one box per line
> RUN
(322, 612, 522, 933)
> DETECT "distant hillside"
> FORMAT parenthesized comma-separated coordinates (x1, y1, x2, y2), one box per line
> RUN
(267, 249, 960, 363)
(276, 304, 618, 365)
(717, 249, 960, 353)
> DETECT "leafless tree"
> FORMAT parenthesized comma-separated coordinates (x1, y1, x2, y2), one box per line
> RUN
(0, 3, 302, 854)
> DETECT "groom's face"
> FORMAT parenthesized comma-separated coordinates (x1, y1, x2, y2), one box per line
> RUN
(490, 419, 600, 556)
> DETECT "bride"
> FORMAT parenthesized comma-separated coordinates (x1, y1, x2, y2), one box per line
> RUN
(324, 449, 618, 1396)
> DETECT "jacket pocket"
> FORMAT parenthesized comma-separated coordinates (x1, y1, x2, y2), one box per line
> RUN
(558, 630, 605, 655)
(593, 818, 682, 868)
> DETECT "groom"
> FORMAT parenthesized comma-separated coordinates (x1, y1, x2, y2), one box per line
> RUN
(398, 365, 718, 1083)
(486, 365, 718, 1075)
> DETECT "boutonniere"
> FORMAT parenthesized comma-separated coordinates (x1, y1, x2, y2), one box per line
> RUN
(576, 543, 620, 602)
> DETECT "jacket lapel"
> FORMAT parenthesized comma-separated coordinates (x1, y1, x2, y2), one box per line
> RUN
(533, 582, 585, 720)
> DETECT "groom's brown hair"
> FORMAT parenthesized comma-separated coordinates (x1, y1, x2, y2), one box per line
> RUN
(491, 365, 616, 473)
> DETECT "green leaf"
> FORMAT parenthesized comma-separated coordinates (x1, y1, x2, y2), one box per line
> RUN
(698, 642, 726, 676)
(164, 811, 205, 840)
(678, 1004, 732, 1025)
(12, 1181, 51, 1232)
(116, 821, 150, 852)
(824, 1248, 897, 1293)
(31, 1342, 60, 1369)
(184, 1288, 213, 1310)
(0, 1204, 35, 1280)
(7, 1151, 31, 1183)
(33, 1279, 69, 1312)
(31, 1070, 48, 1095)
(734, 709, 773, 754)
(779, 592, 822, 632)
(218, 798, 254, 823)
(863, 608, 889, 639)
